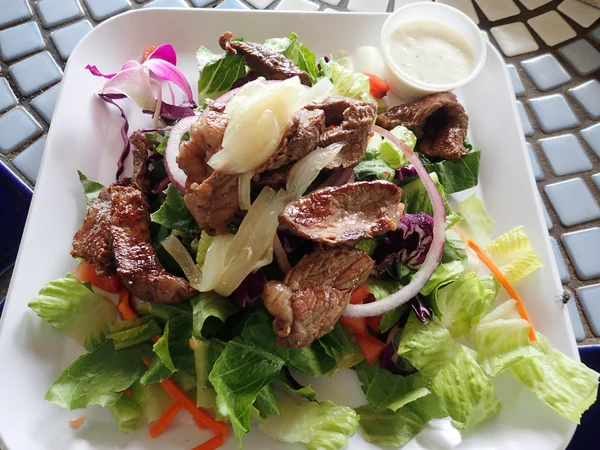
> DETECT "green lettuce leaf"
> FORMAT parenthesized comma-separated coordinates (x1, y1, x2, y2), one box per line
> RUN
(441, 229, 468, 264)
(355, 238, 377, 257)
(402, 173, 461, 228)
(77, 171, 104, 207)
(276, 33, 319, 83)
(196, 46, 246, 102)
(150, 185, 200, 234)
(45, 340, 150, 409)
(420, 260, 465, 296)
(107, 316, 162, 350)
(191, 291, 239, 339)
(137, 301, 192, 322)
(354, 159, 395, 181)
(319, 324, 364, 373)
(254, 384, 281, 418)
(28, 274, 119, 350)
(278, 371, 317, 401)
(320, 59, 375, 104)
(431, 345, 501, 429)
(108, 381, 171, 433)
(424, 150, 481, 194)
(196, 230, 214, 269)
(259, 396, 358, 450)
(288, 344, 337, 378)
(365, 278, 406, 333)
(190, 336, 217, 408)
(141, 322, 177, 385)
(455, 194, 495, 244)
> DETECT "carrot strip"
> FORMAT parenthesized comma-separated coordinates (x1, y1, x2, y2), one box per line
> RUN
(69, 416, 86, 429)
(466, 239, 536, 342)
(450, 226, 468, 247)
(191, 434, 225, 450)
(193, 415, 208, 429)
(118, 287, 137, 320)
(149, 402, 183, 438)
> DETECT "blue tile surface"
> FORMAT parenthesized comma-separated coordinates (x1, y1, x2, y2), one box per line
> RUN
(558, 39, 600, 76)
(527, 143, 544, 181)
(12, 135, 47, 183)
(545, 178, 600, 227)
(0, 107, 42, 153)
(591, 25, 600, 44)
(506, 64, 525, 96)
(84, 0, 132, 21)
(50, 20, 92, 60)
(562, 228, 600, 280)
(516, 101, 534, 136)
(35, 0, 84, 28)
(550, 236, 570, 284)
(0, 22, 44, 62)
(216, 0, 251, 9)
(567, 296, 585, 342)
(0, 0, 32, 29)
(31, 84, 60, 124)
(0, 77, 17, 113)
(8, 52, 62, 96)
(144, 0, 189, 6)
(521, 54, 571, 92)
(539, 134, 592, 176)
(593, 173, 600, 191)
(579, 284, 600, 337)
(0, 159, 32, 275)
(581, 123, 600, 158)
(528, 94, 580, 133)
(569, 80, 600, 119)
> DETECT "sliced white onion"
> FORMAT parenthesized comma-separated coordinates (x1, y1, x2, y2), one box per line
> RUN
(199, 233, 235, 292)
(164, 115, 199, 193)
(238, 171, 254, 210)
(342, 125, 447, 318)
(161, 234, 203, 290)
(286, 143, 343, 197)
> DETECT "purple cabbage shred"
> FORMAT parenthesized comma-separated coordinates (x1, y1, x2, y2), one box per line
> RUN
(99, 93, 130, 179)
(231, 270, 267, 307)
(395, 164, 419, 181)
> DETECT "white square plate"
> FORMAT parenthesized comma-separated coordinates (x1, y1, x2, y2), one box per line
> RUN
(0, 9, 578, 450)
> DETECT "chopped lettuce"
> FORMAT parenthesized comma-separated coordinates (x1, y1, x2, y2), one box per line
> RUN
(420, 260, 465, 296)
(196, 46, 246, 102)
(190, 336, 216, 408)
(265, 33, 319, 83)
(254, 384, 281, 418)
(365, 278, 406, 333)
(259, 396, 358, 450)
(278, 371, 317, 401)
(28, 274, 118, 350)
(77, 171, 104, 207)
(486, 226, 544, 283)
(150, 185, 200, 234)
(287, 343, 337, 377)
(45, 340, 150, 409)
(191, 291, 239, 339)
(354, 159, 395, 181)
(141, 322, 177, 385)
(424, 150, 481, 194)
(320, 58, 375, 104)
(355, 238, 377, 257)
(109, 381, 171, 433)
(137, 300, 192, 322)
(455, 194, 495, 244)
(319, 324, 364, 373)
(107, 317, 162, 350)
(196, 230, 214, 269)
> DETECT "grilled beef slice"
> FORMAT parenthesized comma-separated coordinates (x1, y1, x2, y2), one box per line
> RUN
(376, 92, 468, 160)
(219, 31, 312, 86)
(280, 180, 403, 245)
(263, 246, 373, 348)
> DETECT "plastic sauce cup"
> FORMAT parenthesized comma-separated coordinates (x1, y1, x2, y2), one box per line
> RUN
(380, 2, 487, 101)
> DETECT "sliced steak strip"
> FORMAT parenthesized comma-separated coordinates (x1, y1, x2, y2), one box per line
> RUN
(109, 186, 196, 303)
(376, 92, 469, 160)
(263, 246, 373, 348)
(219, 31, 312, 86)
(128, 132, 151, 194)
(280, 180, 403, 245)
(306, 95, 376, 168)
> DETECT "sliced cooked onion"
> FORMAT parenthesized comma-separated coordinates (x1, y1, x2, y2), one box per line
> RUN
(161, 235, 203, 290)
(342, 125, 447, 318)
(199, 234, 234, 292)
(164, 115, 198, 193)
(273, 233, 292, 274)
(238, 171, 254, 210)
(286, 143, 343, 197)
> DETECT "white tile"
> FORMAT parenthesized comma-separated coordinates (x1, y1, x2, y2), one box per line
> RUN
(517, 0, 551, 10)
(245, 0, 275, 7)
(528, 11, 577, 47)
(275, 0, 319, 11)
(474, 0, 520, 22)
(438, 0, 479, 24)
(491, 22, 539, 57)
(558, 0, 600, 28)
(394, 0, 430, 10)
(349, 0, 389, 11)
(322, 0, 342, 5)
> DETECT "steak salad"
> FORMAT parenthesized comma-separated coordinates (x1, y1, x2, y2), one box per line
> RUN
(29, 33, 598, 450)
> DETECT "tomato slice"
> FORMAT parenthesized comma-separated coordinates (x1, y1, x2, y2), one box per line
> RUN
(350, 285, 370, 304)
(356, 334, 386, 365)
(364, 72, 391, 99)
(74, 261, 121, 293)
(366, 315, 382, 334)
(141, 45, 157, 63)
(339, 316, 368, 337)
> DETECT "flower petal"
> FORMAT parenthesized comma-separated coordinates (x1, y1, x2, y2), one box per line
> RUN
(144, 59, 194, 103)
(85, 65, 116, 79)
(121, 60, 141, 71)
(101, 66, 157, 111)
(147, 44, 177, 65)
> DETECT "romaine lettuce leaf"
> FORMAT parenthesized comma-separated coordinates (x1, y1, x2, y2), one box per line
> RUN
(196, 230, 214, 269)
(150, 185, 200, 234)
(264, 33, 319, 83)
(278, 371, 317, 401)
(107, 316, 162, 350)
(259, 396, 358, 450)
(485, 226, 543, 283)
(196, 46, 246, 102)
(254, 384, 281, 418)
(424, 150, 481, 194)
(420, 260, 465, 296)
(45, 340, 150, 409)
(402, 173, 461, 228)
(320, 59, 375, 104)
(136, 300, 192, 322)
(108, 381, 171, 433)
(141, 321, 177, 385)
(365, 278, 406, 333)
(288, 343, 337, 377)
(355, 238, 377, 257)
(354, 159, 395, 181)
(191, 291, 239, 339)
(77, 171, 104, 207)
(319, 323, 364, 373)
(190, 336, 216, 408)
(28, 274, 118, 350)
(454, 194, 495, 244)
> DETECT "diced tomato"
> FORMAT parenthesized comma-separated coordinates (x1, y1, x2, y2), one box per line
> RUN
(364, 72, 391, 99)
(339, 316, 368, 337)
(141, 45, 157, 63)
(356, 334, 386, 365)
(74, 261, 120, 292)
(366, 315, 382, 334)
(350, 285, 371, 305)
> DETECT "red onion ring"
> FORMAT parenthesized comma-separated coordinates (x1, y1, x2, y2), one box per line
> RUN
(342, 125, 446, 318)
(164, 115, 198, 193)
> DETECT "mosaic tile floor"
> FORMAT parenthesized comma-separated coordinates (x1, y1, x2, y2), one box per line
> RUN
(0, 1, 599, 330)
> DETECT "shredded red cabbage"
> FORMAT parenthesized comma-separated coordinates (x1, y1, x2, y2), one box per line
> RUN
(142, 102, 196, 121)
(230, 270, 267, 307)
(395, 164, 419, 181)
(99, 93, 130, 179)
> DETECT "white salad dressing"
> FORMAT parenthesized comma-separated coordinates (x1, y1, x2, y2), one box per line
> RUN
(386, 20, 474, 86)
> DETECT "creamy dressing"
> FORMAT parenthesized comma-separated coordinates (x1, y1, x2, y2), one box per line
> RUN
(387, 20, 474, 86)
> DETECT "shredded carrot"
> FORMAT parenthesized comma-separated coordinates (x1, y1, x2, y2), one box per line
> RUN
(450, 226, 468, 246)
(465, 238, 536, 342)
(191, 434, 225, 450)
(192, 415, 208, 429)
(69, 416, 86, 429)
(149, 402, 183, 438)
(118, 287, 137, 320)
